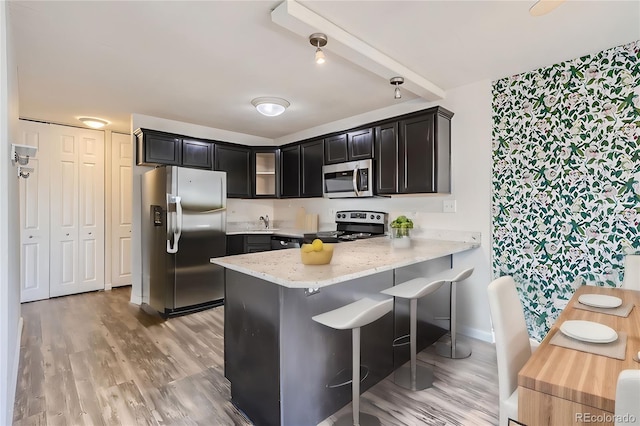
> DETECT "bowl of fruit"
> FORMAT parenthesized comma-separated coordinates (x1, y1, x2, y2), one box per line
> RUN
(300, 239, 334, 265)
(390, 215, 413, 248)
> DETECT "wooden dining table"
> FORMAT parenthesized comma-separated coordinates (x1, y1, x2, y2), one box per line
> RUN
(518, 285, 640, 426)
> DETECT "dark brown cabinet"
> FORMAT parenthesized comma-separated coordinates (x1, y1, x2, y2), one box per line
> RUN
(214, 144, 251, 198)
(301, 139, 324, 197)
(324, 128, 373, 164)
(280, 139, 324, 198)
(182, 138, 213, 169)
(375, 107, 452, 194)
(280, 144, 300, 198)
(227, 234, 271, 255)
(135, 129, 182, 166)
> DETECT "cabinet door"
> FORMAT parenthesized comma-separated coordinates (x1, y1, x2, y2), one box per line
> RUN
(398, 113, 436, 193)
(253, 149, 278, 198)
(324, 134, 348, 164)
(375, 122, 398, 194)
(301, 139, 324, 198)
(215, 144, 251, 198)
(280, 145, 300, 198)
(139, 131, 181, 165)
(182, 138, 213, 169)
(348, 128, 373, 161)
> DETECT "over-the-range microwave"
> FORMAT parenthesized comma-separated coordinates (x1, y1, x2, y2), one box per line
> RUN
(322, 159, 374, 198)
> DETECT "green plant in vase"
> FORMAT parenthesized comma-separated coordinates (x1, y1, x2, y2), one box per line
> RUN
(390, 215, 413, 238)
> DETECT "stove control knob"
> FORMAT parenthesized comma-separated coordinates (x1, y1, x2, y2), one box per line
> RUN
(376, 215, 381, 220)
(370, 214, 374, 219)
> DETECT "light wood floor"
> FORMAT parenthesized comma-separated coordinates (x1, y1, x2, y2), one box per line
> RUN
(13, 287, 499, 426)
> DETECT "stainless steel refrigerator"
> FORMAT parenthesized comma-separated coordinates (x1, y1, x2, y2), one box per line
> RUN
(141, 166, 227, 317)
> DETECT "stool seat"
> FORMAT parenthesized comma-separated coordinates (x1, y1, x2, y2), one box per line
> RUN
(381, 277, 445, 300)
(312, 297, 393, 330)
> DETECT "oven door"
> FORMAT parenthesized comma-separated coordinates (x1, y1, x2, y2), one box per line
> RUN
(322, 159, 373, 198)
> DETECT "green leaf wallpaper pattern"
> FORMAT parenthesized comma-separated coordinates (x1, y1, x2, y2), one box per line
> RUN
(491, 40, 640, 341)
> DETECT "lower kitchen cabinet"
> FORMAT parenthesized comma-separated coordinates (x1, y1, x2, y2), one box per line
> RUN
(215, 144, 251, 198)
(226, 234, 271, 255)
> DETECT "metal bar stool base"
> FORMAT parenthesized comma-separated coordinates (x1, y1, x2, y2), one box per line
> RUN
(435, 339, 472, 359)
(333, 412, 381, 426)
(393, 364, 435, 391)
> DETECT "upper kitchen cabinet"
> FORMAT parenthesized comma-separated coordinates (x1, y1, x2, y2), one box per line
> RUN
(301, 139, 324, 197)
(135, 128, 213, 169)
(135, 128, 182, 166)
(252, 148, 279, 198)
(214, 144, 251, 198)
(279, 144, 300, 198)
(376, 107, 453, 194)
(279, 139, 324, 198)
(324, 128, 373, 164)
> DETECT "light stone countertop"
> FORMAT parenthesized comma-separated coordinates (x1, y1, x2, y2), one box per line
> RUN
(225, 228, 306, 238)
(210, 236, 480, 289)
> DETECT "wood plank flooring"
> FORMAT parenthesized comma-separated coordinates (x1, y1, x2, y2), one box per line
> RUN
(13, 287, 499, 425)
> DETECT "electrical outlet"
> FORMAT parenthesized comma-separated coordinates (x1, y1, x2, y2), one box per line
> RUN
(443, 200, 457, 213)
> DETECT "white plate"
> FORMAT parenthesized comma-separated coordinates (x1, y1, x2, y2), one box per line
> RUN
(560, 320, 618, 344)
(578, 294, 622, 309)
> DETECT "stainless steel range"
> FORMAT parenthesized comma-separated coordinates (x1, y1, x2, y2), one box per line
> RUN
(304, 210, 387, 243)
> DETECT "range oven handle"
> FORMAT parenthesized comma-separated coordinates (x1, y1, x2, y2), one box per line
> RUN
(352, 166, 361, 197)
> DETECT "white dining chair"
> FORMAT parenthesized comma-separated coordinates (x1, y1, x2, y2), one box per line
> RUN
(615, 369, 640, 426)
(487, 276, 533, 426)
(622, 254, 640, 291)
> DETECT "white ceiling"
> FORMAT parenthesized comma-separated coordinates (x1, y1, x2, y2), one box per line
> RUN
(8, 0, 640, 139)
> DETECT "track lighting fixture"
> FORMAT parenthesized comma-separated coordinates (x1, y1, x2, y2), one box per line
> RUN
(309, 33, 327, 65)
(390, 77, 404, 99)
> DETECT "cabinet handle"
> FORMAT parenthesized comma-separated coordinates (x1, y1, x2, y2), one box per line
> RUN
(66, 233, 70, 236)
(28, 235, 33, 239)
(88, 232, 92, 235)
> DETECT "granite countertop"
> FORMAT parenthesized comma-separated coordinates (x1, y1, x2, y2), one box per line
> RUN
(225, 228, 306, 238)
(211, 235, 480, 289)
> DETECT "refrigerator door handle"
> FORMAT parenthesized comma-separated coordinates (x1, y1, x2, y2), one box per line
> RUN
(201, 207, 227, 214)
(167, 195, 183, 254)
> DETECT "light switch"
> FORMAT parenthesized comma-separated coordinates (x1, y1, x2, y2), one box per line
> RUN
(443, 200, 457, 213)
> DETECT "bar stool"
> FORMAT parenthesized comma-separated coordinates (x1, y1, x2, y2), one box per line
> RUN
(312, 297, 393, 426)
(381, 277, 446, 391)
(435, 267, 475, 359)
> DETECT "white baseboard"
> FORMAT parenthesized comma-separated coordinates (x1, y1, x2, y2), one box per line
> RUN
(458, 324, 494, 343)
(6, 317, 23, 425)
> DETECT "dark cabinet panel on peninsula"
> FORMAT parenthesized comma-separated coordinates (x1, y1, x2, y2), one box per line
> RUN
(376, 107, 452, 194)
(215, 144, 251, 198)
(324, 128, 373, 164)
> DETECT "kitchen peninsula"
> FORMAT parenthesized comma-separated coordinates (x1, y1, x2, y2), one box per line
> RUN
(211, 235, 480, 426)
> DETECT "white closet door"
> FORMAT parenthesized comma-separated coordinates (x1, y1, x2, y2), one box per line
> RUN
(79, 133, 105, 292)
(50, 125, 104, 297)
(111, 132, 132, 287)
(18, 121, 50, 303)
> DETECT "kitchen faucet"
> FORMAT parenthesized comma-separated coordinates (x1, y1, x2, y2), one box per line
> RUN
(259, 215, 270, 229)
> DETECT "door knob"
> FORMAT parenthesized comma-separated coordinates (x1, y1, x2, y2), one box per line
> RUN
(28, 235, 33, 239)
(66, 233, 70, 236)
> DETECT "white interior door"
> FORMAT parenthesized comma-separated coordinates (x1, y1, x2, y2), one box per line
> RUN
(111, 132, 132, 287)
(49, 125, 104, 297)
(18, 121, 50, 303)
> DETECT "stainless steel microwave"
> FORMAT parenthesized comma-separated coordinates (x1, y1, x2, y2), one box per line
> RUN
(322, 159, 374, 198)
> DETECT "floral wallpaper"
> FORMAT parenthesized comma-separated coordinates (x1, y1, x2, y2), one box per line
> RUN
(491, 41, 640, 340)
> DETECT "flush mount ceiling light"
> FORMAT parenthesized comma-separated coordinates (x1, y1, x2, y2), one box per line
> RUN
(78, 117, 109, 129)
(529, 0, 566, 16)
(251, 97, 290, 117)
(390, 77, 404, 99)
(309, 33, 327, 64)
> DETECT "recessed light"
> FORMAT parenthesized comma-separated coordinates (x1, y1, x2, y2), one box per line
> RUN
(78, 117, 109, 129)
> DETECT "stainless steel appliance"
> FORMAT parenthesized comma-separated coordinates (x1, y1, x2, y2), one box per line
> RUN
(322, 159, 374, 198)
(304, 210, 387, 243)
(142, 166, 227, 317)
